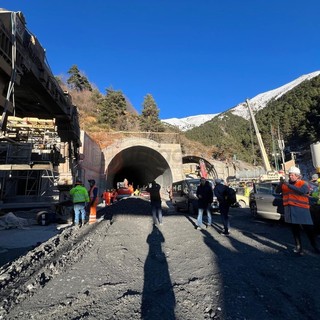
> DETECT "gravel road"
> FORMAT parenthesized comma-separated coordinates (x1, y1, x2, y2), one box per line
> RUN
(1, 197, 320, 320)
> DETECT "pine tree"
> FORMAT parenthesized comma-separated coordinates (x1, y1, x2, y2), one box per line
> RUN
(97, 88, 127, 129)
(67, 65, 92, 92)
(139, 94, 164, 132)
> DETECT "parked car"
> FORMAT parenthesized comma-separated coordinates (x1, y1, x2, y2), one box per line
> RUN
(249, 181, 283, 220)
(171, 178, 219, 214)
(235, 194, 250, 208)
(230, 186, 250, 208)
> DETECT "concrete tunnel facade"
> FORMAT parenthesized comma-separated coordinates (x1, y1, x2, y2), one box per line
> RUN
(102, 138, 185, 194)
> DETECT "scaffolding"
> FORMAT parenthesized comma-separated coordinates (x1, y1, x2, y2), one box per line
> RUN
(0, 116, 63, 205)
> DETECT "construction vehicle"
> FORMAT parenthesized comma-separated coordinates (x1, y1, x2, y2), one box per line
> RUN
(246, 99, 284, 182)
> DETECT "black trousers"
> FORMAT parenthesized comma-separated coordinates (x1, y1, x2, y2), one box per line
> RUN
(291, 224, 317, 250)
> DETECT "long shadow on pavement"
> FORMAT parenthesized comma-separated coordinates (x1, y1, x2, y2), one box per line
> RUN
(141, 224, 176, 319)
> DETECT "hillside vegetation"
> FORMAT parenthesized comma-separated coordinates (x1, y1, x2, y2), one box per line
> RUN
(60, 66, 320, 167)
(186, 75, 320, 166)
(60, 65, 212, 154)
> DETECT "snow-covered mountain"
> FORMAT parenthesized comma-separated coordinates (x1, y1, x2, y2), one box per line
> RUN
(162, 114, 219, 131)
(230, 71, 320, 119)
(162, 71, 320, 131)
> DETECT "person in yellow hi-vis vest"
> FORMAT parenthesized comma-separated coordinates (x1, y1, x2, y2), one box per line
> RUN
(88, 179, 98, 224)
(243, 183, 251, 197)
(69, 179, 90, 227)
(310, 174, 320, 205)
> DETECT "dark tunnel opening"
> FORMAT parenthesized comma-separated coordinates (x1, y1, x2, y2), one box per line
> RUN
(106, 146, 173, 190)
(113, 166, 149, 189)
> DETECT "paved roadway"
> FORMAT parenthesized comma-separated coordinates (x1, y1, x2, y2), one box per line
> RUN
(1, 200, 320, 320)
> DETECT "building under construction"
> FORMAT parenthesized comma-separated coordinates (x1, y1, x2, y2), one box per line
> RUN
(0, 9, 81, 209)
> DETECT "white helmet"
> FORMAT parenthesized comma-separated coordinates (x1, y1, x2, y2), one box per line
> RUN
(288, 166, 300, 175)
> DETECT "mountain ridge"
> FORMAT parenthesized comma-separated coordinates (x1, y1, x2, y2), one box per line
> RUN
(162, 71, 320, 131)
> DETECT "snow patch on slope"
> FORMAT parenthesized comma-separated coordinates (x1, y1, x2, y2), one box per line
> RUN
(162, 71, 320, 131)
(231, 71, 320, 119)
(162, 114, 219, 131)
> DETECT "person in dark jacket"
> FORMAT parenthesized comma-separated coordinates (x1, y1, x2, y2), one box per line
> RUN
(214, 179, 231, 235)
(146, 180, 163, 226)
(196, 178, 213, 229)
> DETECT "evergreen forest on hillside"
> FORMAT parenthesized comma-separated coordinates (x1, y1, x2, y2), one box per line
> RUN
(60, 66, 320, 168)
(186, 75, 320, 167)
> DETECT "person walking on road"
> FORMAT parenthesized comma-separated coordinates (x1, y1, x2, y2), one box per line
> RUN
(276, 166, 320, 255)
(146, 180, 163, 226)
(214, 179, 231, 235)
(196, 177, 213, 229)
(69, 179, 90, 227)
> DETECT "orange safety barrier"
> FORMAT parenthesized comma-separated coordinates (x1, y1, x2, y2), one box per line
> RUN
(89, 198, 98, 224)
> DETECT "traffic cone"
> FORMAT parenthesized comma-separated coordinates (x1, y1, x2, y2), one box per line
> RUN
(89, 199, 98, 224)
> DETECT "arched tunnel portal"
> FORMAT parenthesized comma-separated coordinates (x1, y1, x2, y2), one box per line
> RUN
(105, 145, 173, 191)
(102, 137, 219, 194)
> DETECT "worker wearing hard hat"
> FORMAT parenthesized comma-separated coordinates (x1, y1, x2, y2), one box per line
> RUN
(276, 166, 319, 255)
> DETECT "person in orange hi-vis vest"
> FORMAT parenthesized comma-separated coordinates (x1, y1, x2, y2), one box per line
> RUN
(88, 179, 98, 224)
(276, 166, 320, 255)
(111, 189, 118, 203)
(128, 184, 134, 195)
(102, 189, 111, 206)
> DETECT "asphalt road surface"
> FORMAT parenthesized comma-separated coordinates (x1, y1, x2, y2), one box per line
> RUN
(1, 197, 320, 320)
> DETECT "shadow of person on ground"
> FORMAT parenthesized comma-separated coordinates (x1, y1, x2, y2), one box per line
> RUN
(141, 224, 176, 319)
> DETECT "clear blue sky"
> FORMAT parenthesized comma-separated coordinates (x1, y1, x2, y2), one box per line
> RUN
(1, 0, 320, 119)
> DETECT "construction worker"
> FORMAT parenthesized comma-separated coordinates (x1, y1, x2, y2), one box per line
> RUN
(69, 179, 89, 227)
(310, 174, 320, 205)
(128, 184, 134, 195)
(244, 183, 251, 197)
(88, 179, 98, 224)
(102, 189, 112, 206)
(111, 188, 118, 203)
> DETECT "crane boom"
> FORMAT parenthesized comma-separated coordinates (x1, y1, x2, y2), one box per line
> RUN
(246, 99, 272, 172)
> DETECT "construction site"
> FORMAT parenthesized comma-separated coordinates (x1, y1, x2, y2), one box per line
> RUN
(0, 9, 81, 210)
(0, 8, 255, 214)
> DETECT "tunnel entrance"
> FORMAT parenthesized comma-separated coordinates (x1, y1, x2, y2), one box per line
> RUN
(106, 146, 173, 190)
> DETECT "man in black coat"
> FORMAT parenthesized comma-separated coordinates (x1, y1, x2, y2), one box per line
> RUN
(196, 177, 213, 229)
(146, 180, 163, 226)
(214, 179, 231, 235)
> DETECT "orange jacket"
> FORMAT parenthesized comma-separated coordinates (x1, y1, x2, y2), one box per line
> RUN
(103, 191, 111, 201)
(282, 180, 309, 209)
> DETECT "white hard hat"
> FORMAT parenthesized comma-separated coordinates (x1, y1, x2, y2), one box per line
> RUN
(288, 166, 301, 175)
